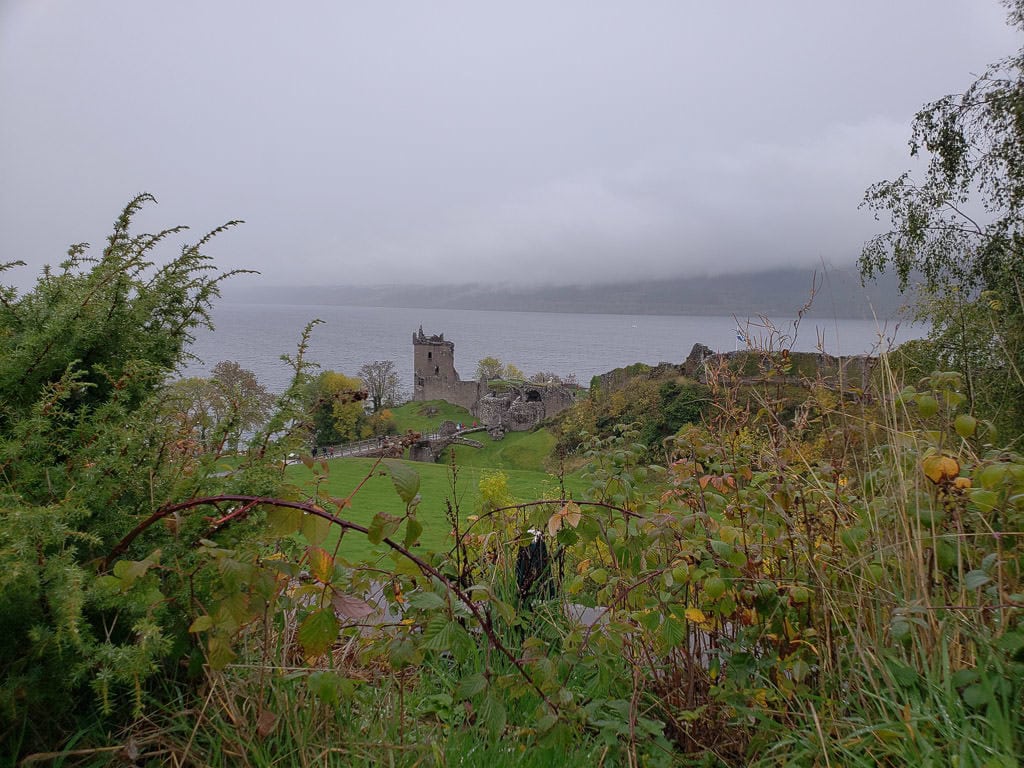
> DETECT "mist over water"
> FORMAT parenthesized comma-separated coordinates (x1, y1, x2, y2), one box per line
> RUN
(180, 302, 926, 395)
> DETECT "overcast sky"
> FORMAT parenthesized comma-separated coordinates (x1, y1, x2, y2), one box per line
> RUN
(0, 1, 1018, 290)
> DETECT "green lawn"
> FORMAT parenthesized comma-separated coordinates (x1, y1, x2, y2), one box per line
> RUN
(388, 399, 473, 434)
(439, 428, 558, 472)
(287, 456, 584, 560)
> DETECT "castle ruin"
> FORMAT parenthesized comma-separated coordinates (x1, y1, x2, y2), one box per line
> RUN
(412, 327, 482, 411)
(412, 327, 577, 437)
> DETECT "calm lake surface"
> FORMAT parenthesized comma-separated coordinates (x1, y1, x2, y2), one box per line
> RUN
(180, 303, 925, 395)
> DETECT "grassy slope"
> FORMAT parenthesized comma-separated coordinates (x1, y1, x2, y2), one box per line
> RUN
(293, 398, 580, 569)
(439, 428, 558, 471)
(387, 399, 474, 434)
(288, 456, 584, 559)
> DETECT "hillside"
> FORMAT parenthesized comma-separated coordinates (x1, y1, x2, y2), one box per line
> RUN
(224, 264, 912, 319)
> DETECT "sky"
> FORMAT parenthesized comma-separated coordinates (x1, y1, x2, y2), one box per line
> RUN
(0, 1, 1019, 290)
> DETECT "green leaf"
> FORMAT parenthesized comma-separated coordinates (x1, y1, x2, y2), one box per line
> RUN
(890, 619, 911, 642)
(301, 513, 331, 546)
(112, 557, 153, 588)
(308, 671, 353, 708)
(961, 683, 989, 708)
(367, 511, 402, 545)
(661, 616, 685, 648)
(386, 460, 420, 505)
(710, 539, 735, 560)
(969, 489, 1000, 513)
(454, 673, 488, 700)
(207, 636, 236, 671)
(790, 659, 811, 682)
(189, 615, 215, 633)
(479, 693, 507, 739)
(964, 569, 991, 590)
(917, 395, 939, 418)
(954, 413, 977, 438)
(298, 608, 339, 657)
(404, 516, 423, 548)
(407, 591, 447, 611)
(705, 576, 727, 599)
(589, 568, 608, 585)
(267, 507, 302, 537)
(951, 669, 978, 688)
(979, 464, 1008, 489)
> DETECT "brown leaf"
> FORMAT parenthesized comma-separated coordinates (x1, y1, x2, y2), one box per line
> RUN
(331, 592, 376, 620)
(562, 501, 582, 528)
(699, 475, 711, 490)
(547, 512, 562, 537)
(256, 708, 278, 739)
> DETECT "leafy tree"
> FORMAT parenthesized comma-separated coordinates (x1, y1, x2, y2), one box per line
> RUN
(502, 362, 525, 380)
(475, 356, 524, 382)
(160, 362, 275, 453)
(306, 370, 368, 445)
(161, 375, 219, 451)
(209, 360, 275, 449)
(531, 371, 563, 384)
(476, 356, 504, 381)
(860, 0, 1024, 435)
(359, 359, 400, 412)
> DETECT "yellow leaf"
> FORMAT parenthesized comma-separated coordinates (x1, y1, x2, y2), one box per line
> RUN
(922, 455, 960, 483)
(307, 547, 334, 584)
(684, 608, 707, 624)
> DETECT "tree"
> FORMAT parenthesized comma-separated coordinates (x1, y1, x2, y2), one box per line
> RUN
(531, 371, 568, 385)
(475, 356, 524, 382)
(359, 359, 400, 412)
(502, 362, 525, 381)
(160, 362, 275, 453)
(161, 375, 219, 451)
(860, 0, 1024, 435)
(476, 356, 504, 381)
(305, 370, 368, 445)
(210, 360, 276, 449)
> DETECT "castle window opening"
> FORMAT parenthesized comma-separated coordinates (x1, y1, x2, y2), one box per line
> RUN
(428, 351, 432, 360)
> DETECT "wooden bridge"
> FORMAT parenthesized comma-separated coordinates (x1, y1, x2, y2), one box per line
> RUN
(317, 426, 484, 463)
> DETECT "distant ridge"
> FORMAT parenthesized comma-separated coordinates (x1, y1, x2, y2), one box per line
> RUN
(228, 265, 913, 320)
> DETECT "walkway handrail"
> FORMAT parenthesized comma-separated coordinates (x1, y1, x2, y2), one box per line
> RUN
(317, 422, 485, 459)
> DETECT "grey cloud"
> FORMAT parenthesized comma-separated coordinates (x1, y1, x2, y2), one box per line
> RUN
(0, 1, 1018, 290)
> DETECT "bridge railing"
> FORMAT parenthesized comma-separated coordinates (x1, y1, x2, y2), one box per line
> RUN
(315, 423, 483, 460)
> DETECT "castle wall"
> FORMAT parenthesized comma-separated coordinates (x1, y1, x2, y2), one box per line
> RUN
(413, 328, 579, 435)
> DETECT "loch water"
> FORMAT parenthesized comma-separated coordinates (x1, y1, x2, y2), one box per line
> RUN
(180, 302, 925, 395)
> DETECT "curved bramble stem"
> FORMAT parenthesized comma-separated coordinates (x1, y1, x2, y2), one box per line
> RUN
(102, 493, 559, 713)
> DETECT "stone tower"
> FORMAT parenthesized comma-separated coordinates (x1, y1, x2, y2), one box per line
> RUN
(412, 327, 480, 411)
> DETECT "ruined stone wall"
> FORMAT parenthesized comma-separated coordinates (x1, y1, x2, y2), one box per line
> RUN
(413, 328, 579, 430)
(478, 384, 578, 437)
